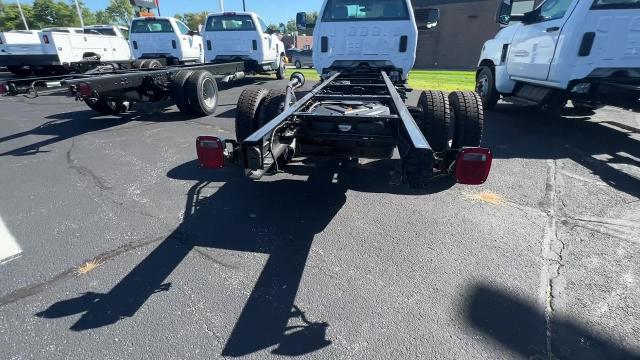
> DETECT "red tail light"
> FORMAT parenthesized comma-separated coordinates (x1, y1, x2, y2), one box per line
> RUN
(77, 82, 92, 97)
(43, 35, 50, 44)
(196, 136, 225, 169)
(454, 147, 493, 185)
(0, 82, 9, 95)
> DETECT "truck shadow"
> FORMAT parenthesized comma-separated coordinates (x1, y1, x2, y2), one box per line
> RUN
(35, 159, 452, 357)
(484, 104, 640, 199)
(0, 107, 201, 157)
(465, 283, 640, 359)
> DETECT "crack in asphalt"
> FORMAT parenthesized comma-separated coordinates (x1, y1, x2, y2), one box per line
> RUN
(66, 139, 111, 191)
(539, 159, 567, 360)
(0, 234, 167, 308)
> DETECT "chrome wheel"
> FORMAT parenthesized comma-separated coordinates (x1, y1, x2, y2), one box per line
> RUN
(202, 78, 217, 109)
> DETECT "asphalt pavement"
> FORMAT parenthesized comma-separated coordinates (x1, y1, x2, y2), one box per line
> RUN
(0, 75, 639, 359)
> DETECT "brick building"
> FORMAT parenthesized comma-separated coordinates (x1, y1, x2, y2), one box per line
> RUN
(412, 0, 501, 69)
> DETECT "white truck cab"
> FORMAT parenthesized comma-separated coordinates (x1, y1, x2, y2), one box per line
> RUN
(478, 0, 640, 111)
(301, 0, 438, 81)
(129, 17, 204, 65)
(203, 12, 287, 79)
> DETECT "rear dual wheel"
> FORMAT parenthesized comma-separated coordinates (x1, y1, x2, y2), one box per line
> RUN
(407, 90, 484, 188)
(170, 70, 219, 117)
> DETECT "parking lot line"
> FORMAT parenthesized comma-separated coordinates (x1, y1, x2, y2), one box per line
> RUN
(0, 217, 21, 265)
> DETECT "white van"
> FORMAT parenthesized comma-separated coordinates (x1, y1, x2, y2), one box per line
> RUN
(129, 17, 204, 65)
(477, 0, 640, 111)
(203, 12, 286, 79)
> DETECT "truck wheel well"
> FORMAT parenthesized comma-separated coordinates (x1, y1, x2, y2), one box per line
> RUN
(477, 60, 494, 76)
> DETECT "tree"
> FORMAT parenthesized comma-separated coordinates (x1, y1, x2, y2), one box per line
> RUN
(285, 19, 297, 34)
(174, 11, 208, 31)
(105, 0, 133, 26)
(0, 2, 39, 30)
(94, 10, 111, 25)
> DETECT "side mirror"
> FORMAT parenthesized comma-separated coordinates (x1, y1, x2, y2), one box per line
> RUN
(497, 0, 537, 26)
(296, 12, 307, 31)
(415, 8, 439, 31)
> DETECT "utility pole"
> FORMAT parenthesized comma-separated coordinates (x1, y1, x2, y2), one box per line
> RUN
(74, 0, 85, 28)
(15, 0, 29, 30)
(218, 0, 224, 12)
(242, 0, 246, 11)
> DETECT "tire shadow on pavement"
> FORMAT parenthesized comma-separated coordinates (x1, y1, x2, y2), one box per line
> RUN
(484, 104, 640, 199)
(34, 158, 453, 357)
(465, 284, 640, 360)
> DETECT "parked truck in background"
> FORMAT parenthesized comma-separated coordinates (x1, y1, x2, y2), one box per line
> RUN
(129, 17, 204, 66)
(0, 26, 131, 76)
(203, 12, 287, 79)
(477, 0, 640, 112)
(0, 30, 42, 76)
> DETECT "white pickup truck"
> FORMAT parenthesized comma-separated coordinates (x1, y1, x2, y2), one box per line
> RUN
(0, 30, 43, 76)
(0, 25, 132, 76)
(203, 12, 287, 79)
(477, 0, 640, 112)
(129, 17, 204, 66)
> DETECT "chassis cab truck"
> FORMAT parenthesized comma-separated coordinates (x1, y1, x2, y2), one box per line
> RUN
(477, 0, 640, 111)
(203, 12, 287, 79)
(195, 0, 493, 188)
(129, 17, 204, 66)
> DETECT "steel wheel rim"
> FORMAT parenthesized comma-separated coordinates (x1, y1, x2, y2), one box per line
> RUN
(477, 75, 489, 99)
(202, 78, 217, 108)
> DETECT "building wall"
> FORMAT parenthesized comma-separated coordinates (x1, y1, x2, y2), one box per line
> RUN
(412, 0, 501, 69)
(296, 35, 314, 50)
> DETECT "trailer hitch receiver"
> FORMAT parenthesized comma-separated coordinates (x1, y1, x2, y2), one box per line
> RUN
(454, 147, 493, 185)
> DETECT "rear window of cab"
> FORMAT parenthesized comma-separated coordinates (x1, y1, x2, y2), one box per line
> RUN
(205, 15, 256, 31)
(131, 19, 175, 33)
(322, 0, 410, 21)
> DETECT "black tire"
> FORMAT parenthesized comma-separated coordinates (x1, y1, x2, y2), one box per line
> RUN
(184, 70, 218, 117)
(7, 66, 32, 77)
(476, 66, 499, 110)
(84, 98, 130, 115)
(142, 59, 162, 68)
(235, 87, 270, 141)
(276, 56, 286, 80)
(260, 88, 297, 126)
(450, 91, 484, 148)
(416, 90, 452, 152)
(295, 61, 302, 69)
(170, 70, 194, 114)
(132, 59, 147, 69)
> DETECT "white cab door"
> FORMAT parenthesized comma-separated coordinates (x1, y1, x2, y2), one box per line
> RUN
(507, 0, 579, 81)
(257, 17, 277, 62)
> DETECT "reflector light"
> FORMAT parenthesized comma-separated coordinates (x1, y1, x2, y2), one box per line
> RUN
(0, 83, 8, 95)
(196, 136, 225, 169)
(43, 35, 50, 44)
(78, 83, 92, 97)
(454, 147, 493, 185)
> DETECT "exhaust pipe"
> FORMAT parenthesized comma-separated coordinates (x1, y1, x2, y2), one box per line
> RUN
(221, 72, 245, 83)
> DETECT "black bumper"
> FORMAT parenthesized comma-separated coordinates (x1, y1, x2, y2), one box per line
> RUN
(0, 54, 60, 67)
